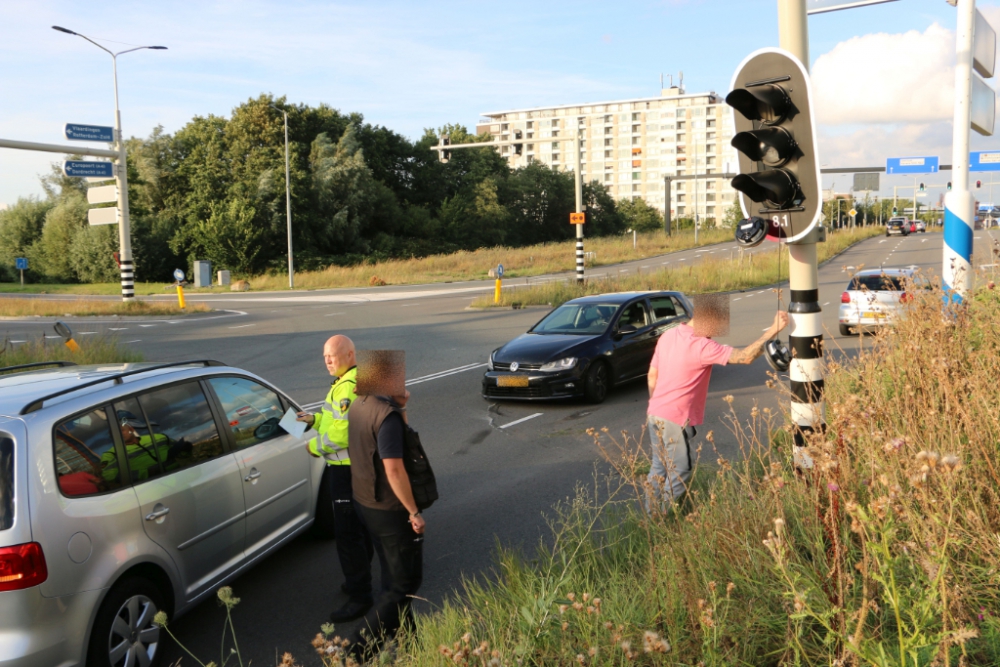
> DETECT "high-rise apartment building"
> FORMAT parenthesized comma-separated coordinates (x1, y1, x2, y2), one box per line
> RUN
(477, 86, 739, 223)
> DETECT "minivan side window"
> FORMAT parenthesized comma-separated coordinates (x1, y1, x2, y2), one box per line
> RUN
(112, 397, 165, 482)
(0, 436, 13, 530)
(133, 382, 225, 478)
(54, 408, 125, 497)
(618, 301, 649, 329)
(208, 377, 286, 449)
(648, 296, 679, 323)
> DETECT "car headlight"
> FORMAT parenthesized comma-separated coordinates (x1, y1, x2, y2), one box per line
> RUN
(539, 357, 577, 372)
(487, 350, 496, 371)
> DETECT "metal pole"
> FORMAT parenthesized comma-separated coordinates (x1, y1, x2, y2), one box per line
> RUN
(575, 130, 584, 283)
(694, 140, 699, 243)
(944, 0, 977, 300)
(282, 110, 294, 289)
(778, 0, 823, 470)
(111, 55, 135, 302)
(663, 176, 672, 236)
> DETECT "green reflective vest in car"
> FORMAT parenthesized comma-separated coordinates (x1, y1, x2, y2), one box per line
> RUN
(100, 433, 171, 482)
(307, 367, 356, 466)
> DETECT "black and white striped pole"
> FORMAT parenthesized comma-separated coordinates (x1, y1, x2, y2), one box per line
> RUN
(726, 11, 824, 469)
(574, 129, 585, 283)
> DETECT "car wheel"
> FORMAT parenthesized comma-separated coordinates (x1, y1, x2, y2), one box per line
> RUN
(839, 324, 856, 336)
(310, 467, 336, 539)
(87, 576, 166, 667)
(583, 361, 610, 404)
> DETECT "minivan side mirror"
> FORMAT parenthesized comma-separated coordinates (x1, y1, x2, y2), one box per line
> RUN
(616, 324, 638, 337)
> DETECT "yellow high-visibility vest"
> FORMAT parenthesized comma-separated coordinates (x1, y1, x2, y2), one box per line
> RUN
(307, 367, 357, 466)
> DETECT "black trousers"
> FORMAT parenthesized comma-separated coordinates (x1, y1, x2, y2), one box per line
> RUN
(324, 465, 375, 602)
(350, 504, 423, 655)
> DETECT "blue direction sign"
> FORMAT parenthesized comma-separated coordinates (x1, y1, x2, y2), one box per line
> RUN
(63, 161, 115, 178)
(65, 123, 115, 142)
(15, 258, 28, 270)
(886, 156, 939, 174)
(173, 269, 186, 282)
(497, 263, 504, 278)
(970, 151, 1000, 172)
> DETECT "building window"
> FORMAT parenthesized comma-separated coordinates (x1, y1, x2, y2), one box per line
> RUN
(604, 150, 612, 158)
(631, 124, 640, 133)
(552, 130, 560, 137)
(604, 115, 613, 123)
(675, 182, 685, 191)
(552, 154, 560, 162)
(707, 131, 716, 140)
(632, 184, 641, 192)
(706, 193, 716, 201)
(632, 112, 640, 121)
(605, 127, 613, 135)
(676, 109, 687, 117)
(676, 194, 686, 202)
(692, 108, 704, 116)
(706, 180, 715, 190)
(646, 124, 658, 132)
(604, 138, 613, 146)
(604, 173, 613, 182)
(632, 137, 640, 145)
(552, 119, 560, 127)
(677, 121, 686, 130)
(706, 119, 716, 128)
(632, 171, 641, 180)
(706, 144, 716, 153)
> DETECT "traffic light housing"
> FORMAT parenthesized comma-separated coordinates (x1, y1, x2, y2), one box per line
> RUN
(919, 182, 925, 192)
(977, 180, 982, 189)
(947, 182, 952, 191)
(513, 129, 523, 156)
(726, 47, 821, 243)
(438, 134, 451, 164)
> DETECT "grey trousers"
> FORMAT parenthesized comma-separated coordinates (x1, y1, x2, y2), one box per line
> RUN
(646, 414, 692, 507)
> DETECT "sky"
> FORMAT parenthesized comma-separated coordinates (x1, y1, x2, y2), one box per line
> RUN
(2, 0, 1000, 208)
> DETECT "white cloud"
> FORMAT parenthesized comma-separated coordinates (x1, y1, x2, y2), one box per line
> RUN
(812, 23, 956, 125)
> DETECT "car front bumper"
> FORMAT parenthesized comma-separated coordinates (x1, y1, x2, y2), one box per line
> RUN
(482, 367, 586, 400)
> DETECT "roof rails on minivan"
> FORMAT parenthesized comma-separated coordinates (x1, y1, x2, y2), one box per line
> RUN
(19, 359, 226, 415)
(0, 361, 77, 375)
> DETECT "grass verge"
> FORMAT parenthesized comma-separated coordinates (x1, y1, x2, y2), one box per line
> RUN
(472, 226, 885, 308)
(0, 298, 209, 318)
(0, 229, 731, 295)
(377, 278, 1000, 665)
(0, 336, 143, 371)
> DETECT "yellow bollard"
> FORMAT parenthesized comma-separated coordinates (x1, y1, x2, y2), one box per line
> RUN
(176, 285, 186, 309)
(494, 278, 502, 304)
(64, 339, 80, 353)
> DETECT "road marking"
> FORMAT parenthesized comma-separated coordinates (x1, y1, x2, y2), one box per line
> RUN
(10, 340, 24, 344)
(640, 265, 650, 269)
(323, 312, 345, 316)
(79, 332, 98, 335)
(108, 327, 128, 331)
(499, 413, 543, 429)
(125, 340, 141, 343)
(879, 240, 887, 243)
(44, 335, 60, 339)
(823, 302, 830, 306)
(922, 239, 928, 242)
(139, 324, 156, 328)
(406, 362, 487, 386)
(733, 297, 741, 301)
(229, 324, 255, 329)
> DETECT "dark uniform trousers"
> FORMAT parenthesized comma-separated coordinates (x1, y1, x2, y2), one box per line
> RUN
(324, 465, 376, 602)
(350, 505, 423, 653)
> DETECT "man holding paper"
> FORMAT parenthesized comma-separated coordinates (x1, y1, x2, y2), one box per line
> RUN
(297, 335, 375, 623)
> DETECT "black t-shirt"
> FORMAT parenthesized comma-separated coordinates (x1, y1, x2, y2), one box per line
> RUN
(376, 412, 405, 460)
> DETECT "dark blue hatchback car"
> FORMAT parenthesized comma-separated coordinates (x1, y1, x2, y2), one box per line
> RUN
(482, 291, 692, 403)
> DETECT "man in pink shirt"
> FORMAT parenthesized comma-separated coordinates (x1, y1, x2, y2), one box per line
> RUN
(646, 297, 788, 505)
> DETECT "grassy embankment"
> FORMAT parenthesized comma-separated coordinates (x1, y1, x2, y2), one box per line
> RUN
(0, 336, 143, 371)
(0, 228, 731, 295)
(472, 226, 885, 308)
(0, 298, 209, 318)
(358, 278, 1000, 666)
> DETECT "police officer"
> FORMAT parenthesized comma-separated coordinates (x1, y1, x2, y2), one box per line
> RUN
(297, 335, 375, 622)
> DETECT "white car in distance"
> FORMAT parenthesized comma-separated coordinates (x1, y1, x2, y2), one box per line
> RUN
(838, 267, 917, 336)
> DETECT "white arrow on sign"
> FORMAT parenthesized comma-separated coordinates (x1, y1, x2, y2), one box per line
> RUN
(87, 185, 118, 205)
(88, 207, 121, 226)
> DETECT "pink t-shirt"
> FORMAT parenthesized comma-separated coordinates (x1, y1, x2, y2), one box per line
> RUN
(647, 324, 732, 426)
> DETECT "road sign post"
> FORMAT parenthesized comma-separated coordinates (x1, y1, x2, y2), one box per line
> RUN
(574, 130, 584, 283)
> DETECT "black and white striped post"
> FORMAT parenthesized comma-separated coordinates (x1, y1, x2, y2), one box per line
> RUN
(574, 129, 585, 283)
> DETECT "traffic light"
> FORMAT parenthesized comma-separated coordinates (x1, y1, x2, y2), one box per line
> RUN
(919, 182, 925, 192)
(513, 129, 523, 156)
(892, 207, 898, 215)
(726, 48, 821, 243)
(438, 134, 451, 164)
(977, 180, 982, 189)
(948, 182, 952, 191)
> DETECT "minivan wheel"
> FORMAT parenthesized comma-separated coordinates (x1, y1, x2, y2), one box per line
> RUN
(583, 361, 610, 404)
(88, 577, 165, 667)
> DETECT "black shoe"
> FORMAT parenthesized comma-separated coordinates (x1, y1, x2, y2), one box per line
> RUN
(329, 599, 372, 623)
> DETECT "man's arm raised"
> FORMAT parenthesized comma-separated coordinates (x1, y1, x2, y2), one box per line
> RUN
(728, 311, 789, 365)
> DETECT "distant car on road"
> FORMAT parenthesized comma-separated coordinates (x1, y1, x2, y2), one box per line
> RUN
(886, 217, 910, 236)
(838, 267, 917, 335)
(0, 360, 329, 667)
(914, 220, 927, 233)
(483, 291, 692, 404)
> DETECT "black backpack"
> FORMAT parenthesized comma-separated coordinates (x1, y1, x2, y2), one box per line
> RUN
(401, 423, 438, 511)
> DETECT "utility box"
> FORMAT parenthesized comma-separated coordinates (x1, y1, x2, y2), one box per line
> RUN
(193, 260, 212, 288)
(217, 270, 231, 286)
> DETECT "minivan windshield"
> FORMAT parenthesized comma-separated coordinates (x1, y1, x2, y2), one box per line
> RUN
(530, 303, 618, 335)
(0, 436, 13, 531)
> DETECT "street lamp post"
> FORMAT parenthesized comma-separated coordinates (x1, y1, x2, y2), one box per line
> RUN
(270, 105, 295, 289)
(52, 26, 165, 301)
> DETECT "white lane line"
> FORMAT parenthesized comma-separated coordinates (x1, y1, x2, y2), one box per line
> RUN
(678, 258, 687, 261)
(108, 327, 128, 331)
(139, 324, 156, 328)
(499, 413, 543, 429)
(79, 332, 98, 335)
(323, 312, 345, 316)
(922, 239, 928, 243)
(823, 302, 830, 306)
(44, 335, 60, 339)
(733, 297, 742, 301)
(229, 324, 255, 329)
(10, 340, 25, 344)
(406, 362, 487, 386)
(662, 261, 670, 265)
(640, 265, 650, 269)
(125, 340, 141, 343)
(879, 240, 887, 243)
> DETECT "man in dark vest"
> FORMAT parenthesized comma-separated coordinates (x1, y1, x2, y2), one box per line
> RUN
(346, 378, 425, 659)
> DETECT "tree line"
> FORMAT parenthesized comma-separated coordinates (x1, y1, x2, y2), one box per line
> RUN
(0, 94, 675, 284)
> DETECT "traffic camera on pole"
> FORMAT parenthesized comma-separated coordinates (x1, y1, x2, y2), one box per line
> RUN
(726, 47, 821, 244)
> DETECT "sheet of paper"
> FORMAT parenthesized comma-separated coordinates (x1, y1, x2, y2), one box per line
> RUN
(278, 407, 308, 438)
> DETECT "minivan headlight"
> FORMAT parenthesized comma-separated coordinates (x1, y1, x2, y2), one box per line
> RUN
(540, 357, 577, 372)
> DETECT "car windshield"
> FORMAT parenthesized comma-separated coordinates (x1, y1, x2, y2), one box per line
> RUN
(530, 302, 619, 334)
(848, 275, 905, 291)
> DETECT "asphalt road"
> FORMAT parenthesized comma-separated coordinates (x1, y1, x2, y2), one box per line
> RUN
(0, 230, 977, 665)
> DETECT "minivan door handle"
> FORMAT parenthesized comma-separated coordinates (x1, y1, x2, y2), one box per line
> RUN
(144, 506, 170, 522)
(244, 468, 261, 483)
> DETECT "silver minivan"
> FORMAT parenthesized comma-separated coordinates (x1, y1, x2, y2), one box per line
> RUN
(0, 360, 328, 667)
